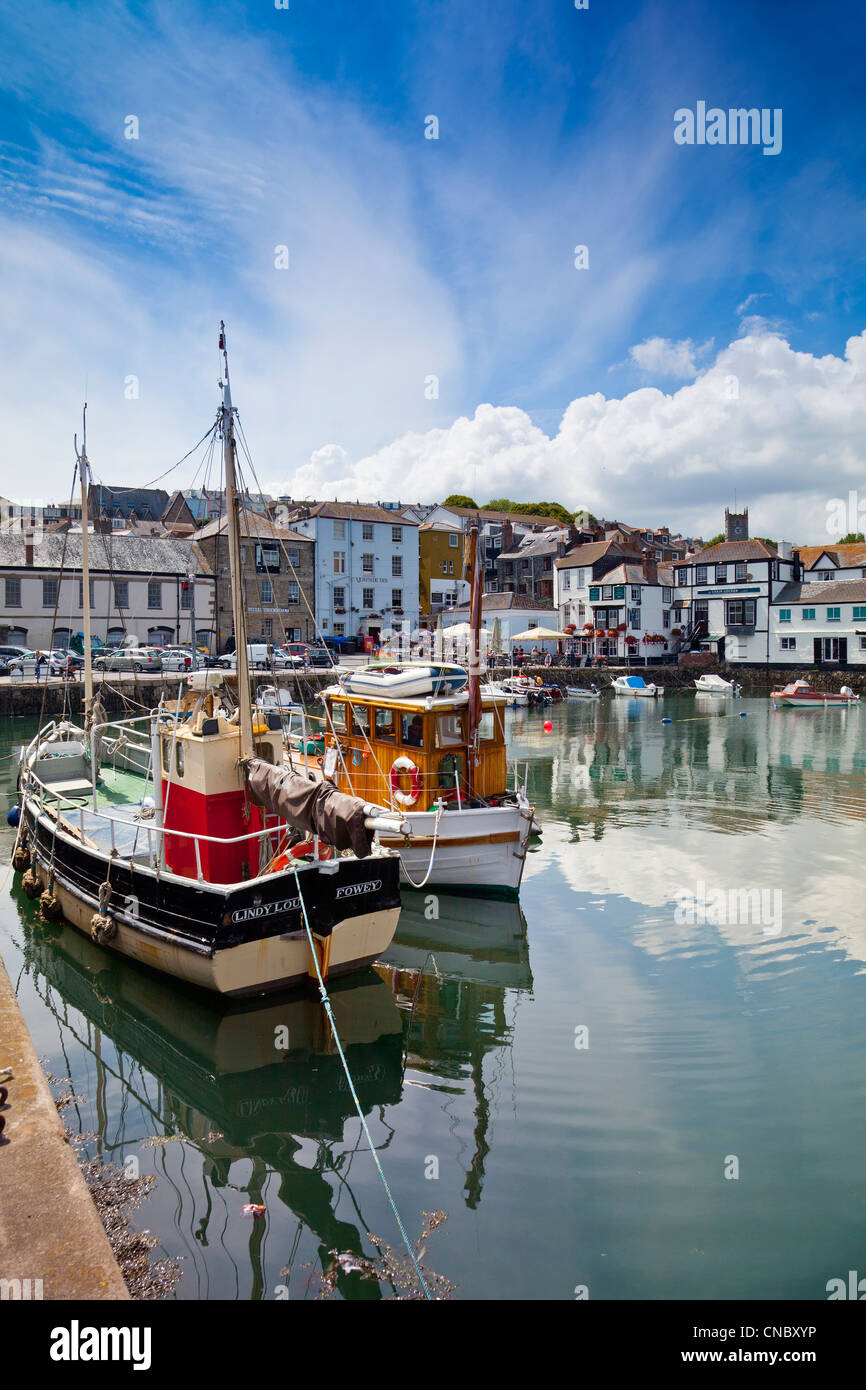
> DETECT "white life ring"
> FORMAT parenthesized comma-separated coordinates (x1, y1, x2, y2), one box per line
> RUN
(390, 755, 422, 807)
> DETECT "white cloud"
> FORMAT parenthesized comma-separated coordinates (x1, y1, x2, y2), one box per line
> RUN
(271, 328, 866, 543)
(627, 336, 713, 379)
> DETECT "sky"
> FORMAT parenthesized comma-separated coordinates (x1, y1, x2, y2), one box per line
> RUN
(1, 0, 864, 542)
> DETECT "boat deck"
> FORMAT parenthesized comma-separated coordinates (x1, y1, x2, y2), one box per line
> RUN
(43, 765, 157, 861)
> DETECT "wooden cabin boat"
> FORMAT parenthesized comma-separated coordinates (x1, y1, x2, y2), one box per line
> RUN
(285, 681, 535, 896)
(771, 679, 860, 708)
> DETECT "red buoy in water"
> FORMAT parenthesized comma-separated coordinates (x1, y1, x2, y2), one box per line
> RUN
(543, 720, 553, 733)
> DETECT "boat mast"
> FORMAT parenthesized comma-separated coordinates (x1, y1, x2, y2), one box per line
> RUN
(465, 521, 483, 800)
(218, 322, 254, 759)
(75, 409, 94, 726)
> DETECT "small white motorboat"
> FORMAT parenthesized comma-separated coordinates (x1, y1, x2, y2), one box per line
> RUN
(566, 685, 600, 699)
(612, 675, 660, 698)
(341, 662, 468, 699)
(694, 673, 739, 695)
(771, 680, 860, 709)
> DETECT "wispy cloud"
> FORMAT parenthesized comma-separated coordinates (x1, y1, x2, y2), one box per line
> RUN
(627, 336, 714, 379)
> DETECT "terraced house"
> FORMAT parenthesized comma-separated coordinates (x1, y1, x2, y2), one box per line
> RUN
(770, 580, 866, 667)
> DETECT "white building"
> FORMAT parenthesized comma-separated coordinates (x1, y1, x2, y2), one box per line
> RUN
(288, 502, 420, 644)
(795, 543, 866, 584)
(671, 512, 798, 664)
(0, 533, 214, 651)
(769, 580, 866, 667)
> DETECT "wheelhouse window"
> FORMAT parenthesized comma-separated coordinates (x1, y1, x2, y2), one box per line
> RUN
(478, 709, 503, 742)
(435, 713, 465, 748)
(402, 714, 424, 748)
(349, 703, 370, 736)
(374, 708, 396, 740)
(329, 702, 347, 733)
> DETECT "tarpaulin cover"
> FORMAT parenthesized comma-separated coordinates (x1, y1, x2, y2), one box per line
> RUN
(244, 757, 373, 858)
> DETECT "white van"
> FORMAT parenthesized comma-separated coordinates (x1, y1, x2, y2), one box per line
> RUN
(217, 644, 292, 672)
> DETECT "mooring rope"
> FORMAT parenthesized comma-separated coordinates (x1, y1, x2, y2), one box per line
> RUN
(292, 866, 432, 1300)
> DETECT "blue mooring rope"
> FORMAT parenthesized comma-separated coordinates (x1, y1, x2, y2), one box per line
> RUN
(293, 868, 432, 1300)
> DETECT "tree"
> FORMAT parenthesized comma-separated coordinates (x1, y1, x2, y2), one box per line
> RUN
(705, 533, 724, 547)
(483, 499, 574, 524)
(443, 494, 477, 508)
(839, 532, 865, 543)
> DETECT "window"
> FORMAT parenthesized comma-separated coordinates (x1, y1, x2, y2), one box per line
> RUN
(662, 587, 672, 603)
(803, 608, 815, 621)
(628, 608, 641, 630)
(5, 577, 21, 607)
(392, 554, 402, 577)
(734, 562, 747, 581)
(180, 584, 192, 610)
(333, 551, 345, 573)
(333, 520, 345, 539)
(374, 708, 396, 741)
(662, 610, 670, 629)
(715, 565, 728, 584)
(695, 565, 708, 585)
(78, 578, 94, 608)
(391, 525, 402, 544)
(42, 578, 59, 608)
(854, 606, 866, 620)
(435, 713, 465, 748)
(726, 599, 756, 626)
(256, 542, 280, 572)
(561, 571, 571, 591)
(362, 553, 374, 573)
(113, 580, 129, 608)
(362, 522, 374, 540)
(602, 585, 613, 600)
(362, 587, 374, 608)
(260, 579, 273, 603)
(287, 549, 300, 566)
(779, 609, 791, 623)
(780, 637, 796, 650)
(333, 586, 345, 607)
(147, 580, 161, 609)
(676, 567, 688, 585)
(402, 714, 424, 748)
(577, 569, 586, 588)
(448, 560, 453, 574)
(631, 586, 641, 603)
(392, 589, 403, 609)
(431, 591, 443, 605)
(330, 703, 347, 733)
(860, 637, 866, 652)
(287, 580, 299, 604)
(478, 710, 501, 742)
(449, 533, 459, 547)
(264, 618, 272, 639)
(333, 622, 345, 636)
(827, 607, 841, 622)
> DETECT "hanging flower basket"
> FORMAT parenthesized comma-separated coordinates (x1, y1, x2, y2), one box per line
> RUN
(671, 627, 683, 637)
(564, 623, 577, 634)
(593, 629, 605, 638)
(583, 622, 594, 631)
(607, 629, 617, 638)
(616, 623, 627, 632)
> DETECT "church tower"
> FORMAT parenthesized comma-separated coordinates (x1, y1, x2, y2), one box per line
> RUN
(725, 507, 748, 541)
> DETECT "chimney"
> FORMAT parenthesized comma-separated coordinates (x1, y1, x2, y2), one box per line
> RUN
(25, 531, 34, 567)
(644, 556, 658, 585)
(501, 520, 514, 553)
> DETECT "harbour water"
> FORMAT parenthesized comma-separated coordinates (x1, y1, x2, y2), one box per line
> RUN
(2, 693, 866, 1300)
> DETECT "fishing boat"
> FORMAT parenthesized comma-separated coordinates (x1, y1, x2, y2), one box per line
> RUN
(341, 663, 467, 700)
(611, 674, 661, 698)
(278, 528, 536, 896)
(694, 673, 738, 695)
(566, 684, 600, 699)
(771, 680, 860, 709)
(10, 326, 405, 995)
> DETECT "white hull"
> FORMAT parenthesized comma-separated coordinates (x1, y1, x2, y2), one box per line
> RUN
(613, 683, 660, 697)
(772, 695, 860, 708)
(566, 687, 600, 699)
(694, 677, 735, 694)
(379, 800, 534, 895)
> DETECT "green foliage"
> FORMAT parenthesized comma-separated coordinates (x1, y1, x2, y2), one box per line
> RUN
(755, 537, 776, 548)
(839, 532, 865, 544)
(443, 494, 478, 508)
(483, 499, 575, 524)
(705, 533, 724, 547)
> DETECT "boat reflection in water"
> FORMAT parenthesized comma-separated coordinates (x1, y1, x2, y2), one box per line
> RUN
(17, 900, 404, 1300)
(377, 892, 533, 1210)
(16, 882, 534, 1295)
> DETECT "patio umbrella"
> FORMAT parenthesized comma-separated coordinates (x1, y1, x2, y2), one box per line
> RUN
(507, 626, 570, 640)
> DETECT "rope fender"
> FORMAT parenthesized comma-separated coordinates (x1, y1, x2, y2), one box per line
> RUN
(90, 879, 117, 943)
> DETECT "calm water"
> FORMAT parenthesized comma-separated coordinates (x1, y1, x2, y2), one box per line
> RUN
(3, 693, 866, 1300)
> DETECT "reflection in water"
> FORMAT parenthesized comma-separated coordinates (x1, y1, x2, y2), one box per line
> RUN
(12, 876, 532, 1297)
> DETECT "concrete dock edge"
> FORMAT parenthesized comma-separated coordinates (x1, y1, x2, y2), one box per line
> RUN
(0, 951, 129, 1300)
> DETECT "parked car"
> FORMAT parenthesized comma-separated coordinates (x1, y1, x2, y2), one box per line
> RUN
(160, 646, 199, 672)
(8, 649, 71, 678)
(0, 645, 31, 664)
(93, 646, 163, 673)
(308, 643, 334, 668)
(281, 642, 311, 665)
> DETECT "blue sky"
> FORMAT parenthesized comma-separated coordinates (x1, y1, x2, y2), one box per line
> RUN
(1, 0, 865, 539)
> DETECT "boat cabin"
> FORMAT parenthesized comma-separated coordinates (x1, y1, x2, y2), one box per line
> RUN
(319, 689, 509, 811)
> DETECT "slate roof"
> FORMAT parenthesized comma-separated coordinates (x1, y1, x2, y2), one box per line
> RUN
(0, 532, 211, 576)
(774, 579, 866, 604)
(88, 485, 170, 521)
(289, 501, 419, 526)
(687, 538, 780, 562)
(554, 539, 633, 570)
(795, 544, 866, 570)
(447, 593, 557, 615)
(194, 515, 310, 543)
